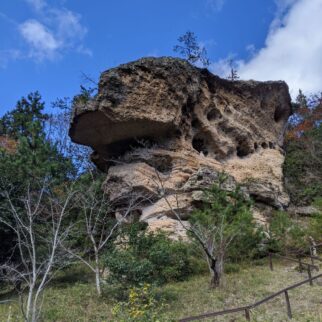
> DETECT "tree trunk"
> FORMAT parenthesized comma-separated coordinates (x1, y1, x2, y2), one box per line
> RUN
(94, 251, 102, 296)
(209, 256, 224, 288)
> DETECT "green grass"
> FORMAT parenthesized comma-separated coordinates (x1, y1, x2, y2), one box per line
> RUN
(1, 259, 322, 321)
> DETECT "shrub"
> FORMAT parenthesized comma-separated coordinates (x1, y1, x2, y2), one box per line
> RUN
(104, 224, 192, 288)
(111, 283, 172, 322)
(268, 211, 307, 254)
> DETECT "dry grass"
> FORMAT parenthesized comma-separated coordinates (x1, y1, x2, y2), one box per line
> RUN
(165, 259, 322, 322)
(0, 259, 322, 321)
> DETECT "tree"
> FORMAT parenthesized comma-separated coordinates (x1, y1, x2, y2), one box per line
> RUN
(0, 180, 75, 322)
(0, 92, 75, 186)
(48, 89, 94, 174)
(62, 176, 148, 296)
(188, 176, 256, 287)
(226, 59, 239, 81)
(0, 93, 75, 265)
(284, 90, 322, 205)
(0, 92, 48, 140)
(173, 31, 210, 67)
(157, 173, 257, 288)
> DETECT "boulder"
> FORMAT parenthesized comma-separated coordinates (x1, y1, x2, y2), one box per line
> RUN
(69, 57, 292, 237)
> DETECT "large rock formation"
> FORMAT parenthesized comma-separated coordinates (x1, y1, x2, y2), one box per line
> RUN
(69, 57, 292, 237)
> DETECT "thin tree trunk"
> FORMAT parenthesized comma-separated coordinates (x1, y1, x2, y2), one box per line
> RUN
(94, 251, 102, 296)
(209, 255, 224, 288)
(26, 283, 34, 322)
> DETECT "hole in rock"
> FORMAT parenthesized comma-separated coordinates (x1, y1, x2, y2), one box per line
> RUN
(197, 174, 203, 181)
(261, 142, 268, 149)
(175, 129, 182, 138)
(274, 105, 289, 122)
(191, 119, 201, 128)
(254, 142, 258, 150)
(269, 142, 274, 149)
(192, 136, 208, 156)
(181, 98, 194, 116)
(236, 141, 251, 157)
(146, 155, 173, 175)
(105, 137, 158, 158)
(207, 109, 222, 121)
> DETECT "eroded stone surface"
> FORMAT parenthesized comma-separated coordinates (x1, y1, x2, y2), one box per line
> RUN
(69, 57, 292, 238)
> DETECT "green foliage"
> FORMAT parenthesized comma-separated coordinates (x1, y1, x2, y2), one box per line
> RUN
(308, 200, 322, 242)
(0, 92, 75, 186)
(284, 91, 322, 205)
(227, 223, 263, 261)
(105, 224, 192, 289)
(187, 174, 261, 287)
(0, 92, 75, 263)
(189, 175, 258, 259)
(284, 127, 322, 205)
(0, 92, 47, 139)
(268, 211, 307, 254)
(189, 178, 253, 235)
(112, 283, 172, 322)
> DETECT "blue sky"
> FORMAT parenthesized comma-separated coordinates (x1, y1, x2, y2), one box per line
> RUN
(1, 0, 322, 115)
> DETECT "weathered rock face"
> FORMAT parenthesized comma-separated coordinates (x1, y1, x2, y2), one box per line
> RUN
(69, 57, 292, 238)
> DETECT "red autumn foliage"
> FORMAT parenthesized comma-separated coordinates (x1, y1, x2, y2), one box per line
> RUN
(0, 135, 18, 154)
(286, 92, 322, 141)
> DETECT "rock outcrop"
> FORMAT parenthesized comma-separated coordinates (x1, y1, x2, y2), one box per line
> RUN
(69, 57, 292, 238)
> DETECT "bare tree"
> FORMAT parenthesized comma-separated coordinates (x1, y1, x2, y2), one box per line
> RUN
(62, 180, 150, 296)
(0, 181, 75, 322)
(47, 97, 94, 174)
(174, 31, 210, 67)
(227, 59, 239, 81)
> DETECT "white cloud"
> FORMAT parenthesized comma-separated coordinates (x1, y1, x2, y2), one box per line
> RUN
(19, 20, 60, 60)
(238, 0, 322, 97)
(18, 0, 90, 61)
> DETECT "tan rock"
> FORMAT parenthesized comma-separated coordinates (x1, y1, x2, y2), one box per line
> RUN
(146, 216, 190, 241)
(69, 57, 292, 237)
(140, 193, 194, 222)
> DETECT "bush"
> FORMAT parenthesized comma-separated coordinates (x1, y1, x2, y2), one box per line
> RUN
(227, 222, 263, 261)
(268, 211, 307, 254)
(111, 283, 172, 322)
(104, 224, 193, 289)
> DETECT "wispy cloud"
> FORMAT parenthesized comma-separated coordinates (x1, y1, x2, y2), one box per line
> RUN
(206, 0, 226, 12)
(16, 0, 91, 62)
(25, 0, 46, 11)
(19, 20, 60, 60)
(0, 50, 21, 68)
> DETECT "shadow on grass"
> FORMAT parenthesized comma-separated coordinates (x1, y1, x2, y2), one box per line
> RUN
(50, 265, 93, 289)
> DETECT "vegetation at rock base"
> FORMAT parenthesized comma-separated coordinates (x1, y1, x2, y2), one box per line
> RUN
(186, 174, 262, 288)
(284, 90, 322, 205)
(105, 223, 193, 292)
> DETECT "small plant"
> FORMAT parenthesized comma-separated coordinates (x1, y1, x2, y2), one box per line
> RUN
(111, 284, 171, 322)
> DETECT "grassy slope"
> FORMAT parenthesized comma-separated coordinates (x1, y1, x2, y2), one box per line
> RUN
(1, 259, 322, 321)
